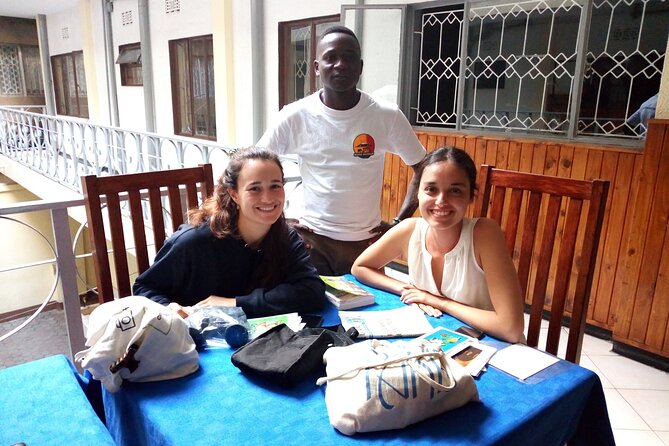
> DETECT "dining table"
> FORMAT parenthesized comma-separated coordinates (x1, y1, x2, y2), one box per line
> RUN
(0, 354, 116, 446)
(102, 275, 615, 446)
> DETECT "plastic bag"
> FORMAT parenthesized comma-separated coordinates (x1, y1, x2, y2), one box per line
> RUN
(186, 306, 250, 349)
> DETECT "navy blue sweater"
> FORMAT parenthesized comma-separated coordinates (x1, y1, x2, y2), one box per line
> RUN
(132, 224, 325, 317)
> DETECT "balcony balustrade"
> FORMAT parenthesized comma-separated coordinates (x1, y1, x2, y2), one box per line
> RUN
(0, 106, 302, 365)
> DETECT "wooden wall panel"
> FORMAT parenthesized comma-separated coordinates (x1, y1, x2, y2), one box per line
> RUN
(611, 121, 667, 357)
(626, 123, 669, 352)
(382, 121, 669, 358)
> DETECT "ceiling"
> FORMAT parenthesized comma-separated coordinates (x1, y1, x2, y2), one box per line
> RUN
(0, 0, 80, 19)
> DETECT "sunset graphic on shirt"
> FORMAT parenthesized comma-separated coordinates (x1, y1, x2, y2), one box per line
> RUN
(353, 133, 375, 159)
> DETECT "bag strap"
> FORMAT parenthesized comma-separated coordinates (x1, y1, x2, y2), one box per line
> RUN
(406, 355, 455, 392)
(316, 350, 455, 392)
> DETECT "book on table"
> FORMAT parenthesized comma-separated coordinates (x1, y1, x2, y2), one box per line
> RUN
(320, 275, 375, 310)
(339, 306, 433, 338)
(415, 326, 498, 377)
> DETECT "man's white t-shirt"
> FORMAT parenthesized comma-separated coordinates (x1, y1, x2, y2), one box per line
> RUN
(258, 90, 426, 241)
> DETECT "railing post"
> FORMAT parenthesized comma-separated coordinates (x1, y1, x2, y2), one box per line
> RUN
(51, 207, 86, 369)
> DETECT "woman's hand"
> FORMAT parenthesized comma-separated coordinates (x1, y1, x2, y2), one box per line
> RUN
(167, 302, 191, 318)
(400, 285, 443, 317)
(195, 295, 237, 308)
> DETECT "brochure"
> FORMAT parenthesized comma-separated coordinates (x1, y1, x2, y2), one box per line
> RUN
(339, 306, 433, 338)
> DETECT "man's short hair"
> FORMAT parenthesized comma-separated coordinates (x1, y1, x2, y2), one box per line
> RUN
(321, 25, 361, 50)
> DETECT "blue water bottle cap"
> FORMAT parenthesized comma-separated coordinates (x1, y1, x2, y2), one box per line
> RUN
(225, 323, 249, 348)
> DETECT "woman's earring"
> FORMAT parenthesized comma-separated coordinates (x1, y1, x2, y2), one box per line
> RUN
(236, 204, 240, 210)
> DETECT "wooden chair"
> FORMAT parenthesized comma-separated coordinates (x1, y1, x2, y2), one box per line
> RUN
(473, 165, 609, 363)
(82, 164, 214, 303)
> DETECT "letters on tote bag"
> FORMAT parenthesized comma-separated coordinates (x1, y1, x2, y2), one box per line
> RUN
(75, 296, 199, 392)
(316, 339, 479, 435)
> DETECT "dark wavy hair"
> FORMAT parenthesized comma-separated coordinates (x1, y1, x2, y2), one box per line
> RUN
(188, 147, 289, 290)
(409, 147, 478, 207)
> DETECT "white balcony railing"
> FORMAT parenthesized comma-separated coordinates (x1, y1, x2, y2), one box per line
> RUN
(0, 107, 303, 366)
(0, 198, 86, 361)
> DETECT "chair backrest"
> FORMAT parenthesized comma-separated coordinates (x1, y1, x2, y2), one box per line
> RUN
(473, 165, 609, 363)
(82, 164, 214, 303)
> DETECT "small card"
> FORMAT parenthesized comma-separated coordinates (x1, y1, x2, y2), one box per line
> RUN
(416, 327, 497, 377)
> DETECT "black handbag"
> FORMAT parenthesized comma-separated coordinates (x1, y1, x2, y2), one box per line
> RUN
(231, 324, 357, 387)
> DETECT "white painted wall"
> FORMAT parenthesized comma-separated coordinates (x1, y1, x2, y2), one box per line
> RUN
(111, 0, 145, 131)
(46, 7, 84, 55)
(229, 0, 254, 146)
(149, 0, 213, 136)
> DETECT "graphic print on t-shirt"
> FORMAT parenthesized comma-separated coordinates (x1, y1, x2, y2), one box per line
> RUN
(353, 133, 375, 159)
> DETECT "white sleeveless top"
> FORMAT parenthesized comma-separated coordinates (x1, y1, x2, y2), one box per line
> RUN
(407, 218, 493, 311)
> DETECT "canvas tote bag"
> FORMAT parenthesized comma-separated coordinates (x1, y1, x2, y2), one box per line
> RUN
(75, 296, 199, 392)
(316, 339, 479, 435)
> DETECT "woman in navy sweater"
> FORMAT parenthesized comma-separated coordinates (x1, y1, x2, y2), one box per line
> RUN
(132, 147, 325, 318)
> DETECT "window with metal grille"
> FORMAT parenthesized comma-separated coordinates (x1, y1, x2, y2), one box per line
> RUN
(278, 15, 340, 109)
(0, 44, 44, 97)
(169, 35, 216, 140)
(411, 0, 667, 141)
(343, 0, 666, 142)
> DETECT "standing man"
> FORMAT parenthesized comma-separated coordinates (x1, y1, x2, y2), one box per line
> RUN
(258, 26, 426, 275)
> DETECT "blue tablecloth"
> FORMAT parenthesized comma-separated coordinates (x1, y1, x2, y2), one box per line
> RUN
(104, 276, 614, 446)
(0, 354, 115, 446)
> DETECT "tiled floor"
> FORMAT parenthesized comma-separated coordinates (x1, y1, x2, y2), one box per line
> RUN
(532, 316, 669, 445)
(1, 305, 668, 445)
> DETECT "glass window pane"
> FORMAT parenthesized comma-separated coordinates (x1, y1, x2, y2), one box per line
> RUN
(174, 40, 192, 135)
(190, 38, 215, 138)
(75, 52, 89, 118)
(207, 39, 216, 138)
(345, 8, 403, 105)
(415, 6, 464, 128)
(51, 56, 67, 115)
(312, 21, 339, 92)
(64, 55, 77, 116)
(462, 0, 581, 135)
(579, 0, 667, 138)
(21, 46, 44, 96)
(287, 25, 311, 104)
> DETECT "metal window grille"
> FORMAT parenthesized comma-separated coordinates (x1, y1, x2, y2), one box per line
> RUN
(413, 0, 667, 141)
(578, 0, 665, 138)
(291, 26, 311, 102)
(0, 45, 23, 96)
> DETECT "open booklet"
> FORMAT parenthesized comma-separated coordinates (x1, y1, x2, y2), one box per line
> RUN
(246, 313, 304, 339)
(414, 326, 498, 377)
(339, 306, 434, 339)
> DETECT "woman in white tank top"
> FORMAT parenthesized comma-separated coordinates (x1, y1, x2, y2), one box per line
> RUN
(352, 147, 524, 343)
